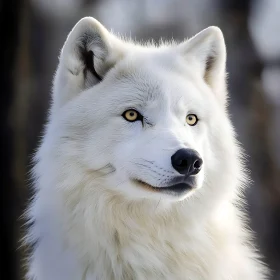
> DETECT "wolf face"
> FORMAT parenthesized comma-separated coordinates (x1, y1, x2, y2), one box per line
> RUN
(49, 17, 227, 202)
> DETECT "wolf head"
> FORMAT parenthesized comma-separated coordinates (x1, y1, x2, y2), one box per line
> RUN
(43, 17, 240, 203)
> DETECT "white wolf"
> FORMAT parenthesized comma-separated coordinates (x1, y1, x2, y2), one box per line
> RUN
(26, 17, 268, 280)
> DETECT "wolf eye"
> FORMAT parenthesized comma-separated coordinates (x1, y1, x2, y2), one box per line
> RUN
(186, 114, 198, 126)
(122, 109, 142, 122)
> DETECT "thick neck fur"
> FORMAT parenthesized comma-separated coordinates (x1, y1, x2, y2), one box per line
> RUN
(30, 180, 219, 280)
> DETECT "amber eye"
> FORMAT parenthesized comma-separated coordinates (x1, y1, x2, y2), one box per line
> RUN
(122, 109, 142, 122)
(186, 114, 198, 126)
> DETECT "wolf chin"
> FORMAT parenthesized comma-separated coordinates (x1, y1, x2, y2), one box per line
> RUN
(25, 17, 268, 279)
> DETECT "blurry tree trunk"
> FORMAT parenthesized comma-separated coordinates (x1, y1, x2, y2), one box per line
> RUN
(219, 0, 280, 278)
(0, 0, 22, 280)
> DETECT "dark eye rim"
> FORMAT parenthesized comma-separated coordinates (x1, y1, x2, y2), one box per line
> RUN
(186, 114, 199, 126)
(122, 109, 144, 123)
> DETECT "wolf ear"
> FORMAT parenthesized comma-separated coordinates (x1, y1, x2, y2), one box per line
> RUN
(179, 27, 227, 105)
(53, 17, 126, 108)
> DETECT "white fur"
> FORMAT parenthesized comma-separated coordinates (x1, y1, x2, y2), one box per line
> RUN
(26, 17, 268, 279)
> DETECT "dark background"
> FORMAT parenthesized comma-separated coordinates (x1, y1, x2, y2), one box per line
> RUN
(1, 0, 280, 279)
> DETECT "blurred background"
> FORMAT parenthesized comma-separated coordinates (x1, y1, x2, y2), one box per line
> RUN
(1, 0, 280, 279)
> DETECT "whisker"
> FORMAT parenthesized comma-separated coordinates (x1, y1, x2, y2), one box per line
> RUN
(156, 197, 161, 210)
(137, 159, 155, 164)
(97, 164, 116, 174)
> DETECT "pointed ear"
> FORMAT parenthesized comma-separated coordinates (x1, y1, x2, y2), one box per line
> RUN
(53, 17, 126, 108)
(179, 27, 227, 105)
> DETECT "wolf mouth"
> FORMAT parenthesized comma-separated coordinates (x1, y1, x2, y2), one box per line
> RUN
(133, 179, 194, 194)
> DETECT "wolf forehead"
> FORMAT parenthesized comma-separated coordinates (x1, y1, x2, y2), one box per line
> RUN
(92, 69, 204, 121)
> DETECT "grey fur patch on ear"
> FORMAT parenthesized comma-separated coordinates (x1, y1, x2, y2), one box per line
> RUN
(66, 32, 105, 79)
(204, 55, 216, 79)
(78, 33, 105, 85)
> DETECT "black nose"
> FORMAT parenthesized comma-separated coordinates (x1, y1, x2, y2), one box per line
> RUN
(171, 148, 203, 176)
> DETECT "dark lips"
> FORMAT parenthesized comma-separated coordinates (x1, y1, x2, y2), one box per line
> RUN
(149, 182, 193, 193)
(133, 178, 195, 194)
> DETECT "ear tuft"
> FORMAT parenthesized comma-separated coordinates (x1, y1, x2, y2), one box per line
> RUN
(179, 26, 227, 105)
